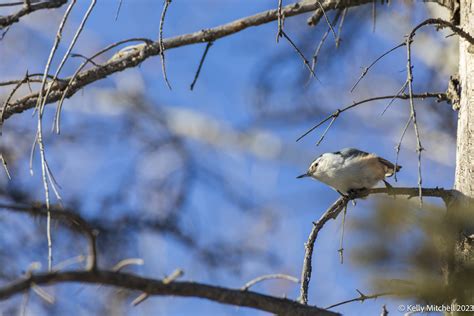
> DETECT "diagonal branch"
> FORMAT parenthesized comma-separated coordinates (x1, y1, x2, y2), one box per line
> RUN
(298, 186, 455, 304)
(299, 196, 349, 304)
(2, 0, 388, 121)
(0, 270, 339, 316)
(296, 92, 447, 142)
(0, 0, 68, 29)
(326, 289, 390, 309)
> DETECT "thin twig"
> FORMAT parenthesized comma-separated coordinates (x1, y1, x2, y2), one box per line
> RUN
(315, 112, 338, 146)
(372, 0, 376, 32)
(163, 268, 184, 284)
(40, 0, 96, 116)
(316, 0, 337, 42)
(350, 42, 405, 93)
(132, 268, 184, 306)
(380, 81, 408, 116)
(281, 30, 316, 78)
(33, 2, 78, 272)
(113, 258, 144, 272)
(308, 10, 341, 82)
(326, 289, 390, 309)
(395, 116, 411, 182)
(276, 0, 283, 42)
(296, 92, 447, 142)
(409, 18, 474, 45)
(115, 0, 123, 21)
(242, 274, 299, 291)
(299, 196, 349, 304)
(70, 53, 100, 67)
(405, 37, 423, 206)
(0, 27, 9, 40)
(190, 41, 213, 90)
(338, 204, 347, 264)
(0, 71, 29, 132)
(0, 73, 65, 87)
(31, 283, 54, 304)
(0, 0, 67, 29)
(0, 2, 24, 7)
(53, 38, 152, 133)
(159, 0, 172, 90)
(35, 0, 76, 112)
(131, 292, 149, 306)
(0, 154, 11, 180)
(53, 255, 86, 271)
(335, 8, 347, 48)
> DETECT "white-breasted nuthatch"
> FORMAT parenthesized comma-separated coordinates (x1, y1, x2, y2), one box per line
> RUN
(297, 148, 401, 195)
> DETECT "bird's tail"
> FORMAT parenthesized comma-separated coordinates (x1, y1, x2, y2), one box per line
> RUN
(378, 157, 402, 177)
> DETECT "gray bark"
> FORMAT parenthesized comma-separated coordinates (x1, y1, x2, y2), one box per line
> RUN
(456, 0, 474, 198)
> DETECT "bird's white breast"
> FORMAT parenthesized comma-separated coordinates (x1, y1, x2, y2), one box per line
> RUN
(311, 153, 385, 193)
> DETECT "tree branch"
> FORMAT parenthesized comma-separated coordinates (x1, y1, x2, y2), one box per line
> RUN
(298, 186, 455, 304)
(2, 0, 404, 121)
(0, 203, 98, 271)
(0, 270, 339, 316)
(0, 0, 68, 29)
(296, 92, 448, 142)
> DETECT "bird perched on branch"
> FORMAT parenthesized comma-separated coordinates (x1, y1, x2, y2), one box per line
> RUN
(297, 148, 401, 195)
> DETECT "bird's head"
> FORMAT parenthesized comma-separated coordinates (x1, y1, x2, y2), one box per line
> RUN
(297, 156, 322, 179)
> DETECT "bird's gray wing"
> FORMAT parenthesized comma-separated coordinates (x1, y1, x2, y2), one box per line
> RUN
(335, 148, 370, 159)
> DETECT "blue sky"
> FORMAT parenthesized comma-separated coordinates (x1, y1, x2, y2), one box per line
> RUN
(0, 1, 458, 315)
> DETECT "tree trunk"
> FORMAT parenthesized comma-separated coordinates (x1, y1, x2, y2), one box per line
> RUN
(447, 3, 474, 314)
(456, 0, 474, 199)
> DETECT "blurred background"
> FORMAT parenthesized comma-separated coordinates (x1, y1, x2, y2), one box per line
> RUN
(0, 1, 460, 315)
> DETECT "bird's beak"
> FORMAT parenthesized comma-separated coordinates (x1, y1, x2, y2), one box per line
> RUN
(296, 173, 309, 179)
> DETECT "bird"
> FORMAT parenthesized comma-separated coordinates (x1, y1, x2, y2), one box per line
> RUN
(297, 148, 401, 195)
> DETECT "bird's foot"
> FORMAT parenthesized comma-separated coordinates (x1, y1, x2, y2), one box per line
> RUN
(347, 188, 365, 199)
(383, 180, 397, 197)
(383, 179, 393, 189)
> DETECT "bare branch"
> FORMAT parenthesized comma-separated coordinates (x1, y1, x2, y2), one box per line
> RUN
(394, 115, 412, 182)
(299, 196, 349, 304)
(112, 258, 144, 272)
(0, 270, 339, 316)
(335, 8, 348, 48)
(115, 0, 123, 21)
(316, 0, 337, 42)
(190, 41, 213, 90)
(296, 92, 447, 142)
(281, 31, 316, 77)
(409, 18, 474, 45)
(405, 37, 423, 206)
(308, 10, 342, 80)
(242, 274, 300, 291)
(4, 0, 386, 121)
(326, 289, 390, 309)
(0, 0, 67, 29)
(372, 0, 376, 32)
(159, 0, 172, 90)
(53, 37, 153, 133)
(350, 42, 406, 93)
(276, 0, 284, 41)
(40, 0, 97, 116)
(298, 186, 455, 304)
